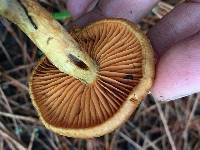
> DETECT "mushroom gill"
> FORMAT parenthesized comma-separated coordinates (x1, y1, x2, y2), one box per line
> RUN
(29, 19, 154, 138)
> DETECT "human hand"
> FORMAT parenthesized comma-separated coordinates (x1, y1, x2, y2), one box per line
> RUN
(67, 0, 200, 101)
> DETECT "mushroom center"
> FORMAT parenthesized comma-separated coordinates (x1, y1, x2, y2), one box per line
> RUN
(31, 20, 143, 129)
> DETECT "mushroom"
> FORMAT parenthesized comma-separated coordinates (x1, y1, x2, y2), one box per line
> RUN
(29, 19, 155, 138)
(0, 0, 154, 138)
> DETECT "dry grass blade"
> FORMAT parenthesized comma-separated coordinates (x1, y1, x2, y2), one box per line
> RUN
(28, 130, 36, 150)
(152, 2, 174, 18)
(2, 73, 29, 91)
(119, 132, 143, 149)
(154, 99, 177, 150)
(0, 40, 15, 67)
(183, 94, 200, 149)
(0, 111, 40, 124)
(0, 128, 27, 150)
(127, 121, 160, 150)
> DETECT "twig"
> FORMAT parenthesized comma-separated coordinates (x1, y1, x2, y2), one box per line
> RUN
(0, 40, 15, 67)
(183, 94, 200, 150)
(152, 2, 174, 19)
(127, 121, 160, 150)
(0, 128, 27, 150)
(154, 99, 177, 150)
(0, 111, 40, 124)
(0, 87, 20, 139)
(105, 134, 109, 150)
(1, 20, 32, 62)
(5, 63, 36, 74)
(119, 131, 143, 149)
(110, 129, 120, 150)
(28, 130, 36, 150)
(0, 136, 3, 150)
(2, 73, 29, 91)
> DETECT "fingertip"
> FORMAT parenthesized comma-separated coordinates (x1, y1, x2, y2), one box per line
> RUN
(151, 33, 200, 101)
(99, 0, 159, 23)
(67, 9, 105, 28)
(67, 0, 93, 19)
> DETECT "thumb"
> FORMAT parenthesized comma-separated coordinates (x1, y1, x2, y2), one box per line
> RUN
(151, 32, 200, 101)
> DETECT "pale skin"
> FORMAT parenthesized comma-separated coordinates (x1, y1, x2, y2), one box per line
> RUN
(67, 0, 200, 101)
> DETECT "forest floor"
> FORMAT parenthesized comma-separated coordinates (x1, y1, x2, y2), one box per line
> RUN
(0, 0, 199, 150)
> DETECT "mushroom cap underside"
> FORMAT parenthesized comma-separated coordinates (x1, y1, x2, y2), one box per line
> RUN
(29, 19, 155, 138)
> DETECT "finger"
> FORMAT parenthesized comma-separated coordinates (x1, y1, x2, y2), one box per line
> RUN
(189, 0, 200, 2)
(98, 0, 159, 23)
(151, 32, 200, 101)
(148, 1, 200, 57)
(71, 0, 159, 27)
(67, 9, 105, 29)
(67, 0, 96, 19)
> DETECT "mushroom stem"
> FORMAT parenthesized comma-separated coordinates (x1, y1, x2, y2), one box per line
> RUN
(0, 0, 97, 83)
